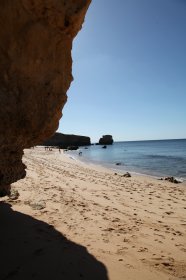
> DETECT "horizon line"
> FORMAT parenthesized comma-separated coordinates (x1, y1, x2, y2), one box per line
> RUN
(91, 138, 186, 143)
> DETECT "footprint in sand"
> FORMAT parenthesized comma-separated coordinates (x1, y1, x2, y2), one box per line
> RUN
(138, 247, 148, 252)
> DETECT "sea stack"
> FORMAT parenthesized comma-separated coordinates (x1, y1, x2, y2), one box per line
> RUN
(99, 135, 114, 145)
(0, 0, 91, 195)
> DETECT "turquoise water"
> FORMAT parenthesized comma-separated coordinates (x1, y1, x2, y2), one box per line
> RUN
(68, 139, 186, 180)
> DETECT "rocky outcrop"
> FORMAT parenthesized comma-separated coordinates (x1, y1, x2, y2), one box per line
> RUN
(122, 172, 131, 178)
(99, 135, 113, 145)
(162, 177, 181, 184)
(0, 0, 91, 195)
(42, 132, 91, 148)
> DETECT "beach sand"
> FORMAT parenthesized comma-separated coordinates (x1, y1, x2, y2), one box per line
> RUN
(0, 147, 186, 280)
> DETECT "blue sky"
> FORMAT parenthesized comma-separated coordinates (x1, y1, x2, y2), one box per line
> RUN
(58, 0, 186, 142)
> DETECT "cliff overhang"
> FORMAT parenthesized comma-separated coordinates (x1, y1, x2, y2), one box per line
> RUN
(0, 0, 91, 195)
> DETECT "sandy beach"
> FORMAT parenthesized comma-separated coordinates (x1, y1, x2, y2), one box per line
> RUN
(0, 147, 186, 280)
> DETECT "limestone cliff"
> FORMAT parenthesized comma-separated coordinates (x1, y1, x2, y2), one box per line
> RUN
(42, 132, 91, 148)
(0, 0, 91, 195)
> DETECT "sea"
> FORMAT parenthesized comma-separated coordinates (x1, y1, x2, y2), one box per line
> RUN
(67, 139, 186, 181)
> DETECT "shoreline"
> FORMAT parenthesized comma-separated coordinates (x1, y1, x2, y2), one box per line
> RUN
(0, 147, 186, 280)
(64, 150, 186, 183)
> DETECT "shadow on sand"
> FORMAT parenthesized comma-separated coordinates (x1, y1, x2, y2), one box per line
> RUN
(0, 202, 109, 280)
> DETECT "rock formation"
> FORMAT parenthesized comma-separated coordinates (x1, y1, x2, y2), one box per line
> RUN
(0, 0, 91, 195)
(42, 132, 91, 148)
(99, 135, 114, 145)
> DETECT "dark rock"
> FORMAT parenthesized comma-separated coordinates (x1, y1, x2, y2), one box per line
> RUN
(99, 135, 113, 145)
(0, 185, 11, 197)
(102, 145, 107, 149)
(122, 172, 131, 178)
(164, 177, 181, 184)
(42, 132, 91, 149)
(116, 162, 121, 166)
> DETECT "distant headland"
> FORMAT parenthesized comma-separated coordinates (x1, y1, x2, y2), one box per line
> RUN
(41, 133, 114, 148)
(42, 132, 91, 149)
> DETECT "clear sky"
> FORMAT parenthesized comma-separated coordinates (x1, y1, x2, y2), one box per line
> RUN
(58, 0, 186, 142)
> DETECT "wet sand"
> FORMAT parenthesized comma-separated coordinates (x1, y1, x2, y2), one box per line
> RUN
(0, 147, 186, 280)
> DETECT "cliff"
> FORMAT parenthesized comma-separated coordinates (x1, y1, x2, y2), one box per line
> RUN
(99, 135, 114, 145)
(43, 132, 91, 148)
(0, 0, 91, 196)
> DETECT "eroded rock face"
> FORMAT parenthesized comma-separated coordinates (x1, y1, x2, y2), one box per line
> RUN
(0, 0, 91, 194)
